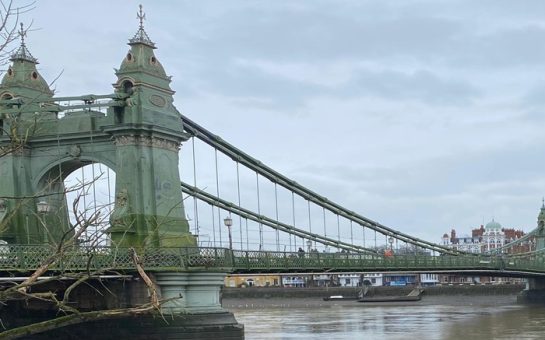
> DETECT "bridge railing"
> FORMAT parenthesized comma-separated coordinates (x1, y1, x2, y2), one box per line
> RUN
(1, 245, 543, 274)
(504, 253, 545, 272)
(230, 250, 503, 272)
(0, 245, 234, 272)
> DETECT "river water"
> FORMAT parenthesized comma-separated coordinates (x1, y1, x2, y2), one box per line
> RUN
(228, 296, 545, 339)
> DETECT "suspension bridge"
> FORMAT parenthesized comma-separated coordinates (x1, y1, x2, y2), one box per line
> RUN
(0, 88, 542, 277)
(0, 6, 544, 339)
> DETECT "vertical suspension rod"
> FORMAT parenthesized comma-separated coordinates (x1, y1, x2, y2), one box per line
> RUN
(236, 161, 242, 250)
(192, 137, 199, 237)
(214, 149, 222, 246)
(274, 183, 280, 252)
(350, 220, 354, 246)
(307, 199, 313, 250)
(256, 173, 263, 250)
(292, 191, 296, 251)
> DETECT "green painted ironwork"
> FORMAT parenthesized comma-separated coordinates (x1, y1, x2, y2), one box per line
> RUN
(0, 245, 232, 272)
(180, 115, 466, 256)
(230, 251, 545, 274)
(1, 245, 544, 276)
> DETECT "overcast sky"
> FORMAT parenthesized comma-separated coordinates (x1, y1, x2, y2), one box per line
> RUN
(22, 0, 545, 244)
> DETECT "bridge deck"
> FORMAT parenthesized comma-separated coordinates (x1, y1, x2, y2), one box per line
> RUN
(0, 245, 542, 277)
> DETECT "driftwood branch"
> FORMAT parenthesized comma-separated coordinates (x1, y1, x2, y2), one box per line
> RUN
(131, 248, 161, 310)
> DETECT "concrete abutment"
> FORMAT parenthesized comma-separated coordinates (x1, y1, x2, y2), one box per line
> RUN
(1, 272, 244, 339)
(517, 278, 545, 304)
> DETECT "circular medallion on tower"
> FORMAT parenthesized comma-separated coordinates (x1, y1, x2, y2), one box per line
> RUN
(149, 94, 166, 107)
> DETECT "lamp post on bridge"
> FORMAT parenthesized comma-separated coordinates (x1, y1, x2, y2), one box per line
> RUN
(223, 216, 233, 250)
(36, 200, 51, 214)
(36, 201, 51, 244)
(388, 236, 394, 250)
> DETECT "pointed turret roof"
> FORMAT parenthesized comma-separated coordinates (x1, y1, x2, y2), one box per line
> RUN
(11, 23, 37, 63)
(128, 4, 155, 48)
(0, 23, 52, 99)
(115, 5, 171, 94)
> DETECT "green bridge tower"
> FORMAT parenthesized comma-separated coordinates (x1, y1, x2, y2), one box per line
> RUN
(0, 7, 241, 339)
(0, 18, 195, 248)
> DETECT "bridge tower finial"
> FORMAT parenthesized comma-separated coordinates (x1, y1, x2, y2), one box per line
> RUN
(19, 22, 26, 46)
(137, 4, 146, 30)
(9, 22, 37, 63)
(129, 4, 155, 48)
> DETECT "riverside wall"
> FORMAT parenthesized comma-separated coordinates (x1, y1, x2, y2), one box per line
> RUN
(223, 284, 525, 299)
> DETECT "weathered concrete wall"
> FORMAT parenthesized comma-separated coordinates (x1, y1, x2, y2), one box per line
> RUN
(0, 277, 244, 339)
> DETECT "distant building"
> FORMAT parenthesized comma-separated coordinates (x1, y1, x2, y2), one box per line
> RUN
(338, 273, 361, 287)
(438, 206, 544, 285)
(420, 273, 439, 286)
(312, 274, 337, 287)
(281, 275, 308, 287)
(362, 273, 383, 287)
(225, 274, 281, 288)
(441, 219, 526, 253)
(383, 274, 417, 286)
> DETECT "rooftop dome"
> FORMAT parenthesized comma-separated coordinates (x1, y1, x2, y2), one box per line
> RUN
(485, 219, 502, 230)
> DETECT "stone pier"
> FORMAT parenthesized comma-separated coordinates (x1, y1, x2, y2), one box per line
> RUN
(0, 272, 244, 339)
(517, 278, 545, 304)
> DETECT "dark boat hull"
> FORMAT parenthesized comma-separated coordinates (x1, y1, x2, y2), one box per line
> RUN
(323, 296, 359, 301)
(357, 296, 421, 303)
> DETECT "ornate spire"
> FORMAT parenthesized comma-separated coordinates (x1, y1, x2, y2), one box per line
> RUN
(538, 198, 545, 224)
(11, 23, 37, 63)
(129, 4, 155, 48)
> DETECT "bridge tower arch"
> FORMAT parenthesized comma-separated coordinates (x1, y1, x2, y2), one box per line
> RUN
(0, 20, 195, 248)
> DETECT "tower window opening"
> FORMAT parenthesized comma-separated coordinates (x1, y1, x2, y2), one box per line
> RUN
(7, 68, 13, 76)
(150, 56, 157, 64)
(31, 71, 38, 80)
(126, 53, 133, 62)
(122, 80, 134, 95)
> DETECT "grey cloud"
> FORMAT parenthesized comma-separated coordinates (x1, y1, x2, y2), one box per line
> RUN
(294, 141, 545, 200)
(168, 4, 461, 63)
(342, 69, 481, 105)
(449, 25, 545, 69)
